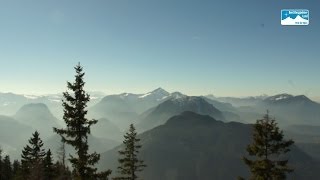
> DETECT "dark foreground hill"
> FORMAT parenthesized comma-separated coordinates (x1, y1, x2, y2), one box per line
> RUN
(99, 112, 320, 180)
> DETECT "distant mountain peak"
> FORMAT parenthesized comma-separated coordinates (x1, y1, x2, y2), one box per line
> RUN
(263, 93, 315, 106)
(170, 92, 187, 99)
(119, 92, 137, 98)
(266, 93, 293, 101)
(19, 103, 50, 109)
(150, 87, 170, 97)
(23, 94, 42, 99)
(138, 88, 170, 99)
(151, 87, 167, 93)
(13, 103, 61, 138)
(169, 95, 210, 105)
(137, 95, 225, 132)
(15, 103, 55, 118)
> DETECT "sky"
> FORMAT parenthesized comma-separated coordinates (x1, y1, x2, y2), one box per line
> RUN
(0, 0, 319, 98)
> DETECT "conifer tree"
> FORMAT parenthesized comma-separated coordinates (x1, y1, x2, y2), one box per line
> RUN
(54, 63, 111, 180)
(12, 160, 21, 180)
(54, 161, 72, 180)
(2, 155, 13, 180)
(242, 111, 294, 180)
(43, 149, 54, 180)
(21, 131, 46, 180)
(113, 124, 146, 180)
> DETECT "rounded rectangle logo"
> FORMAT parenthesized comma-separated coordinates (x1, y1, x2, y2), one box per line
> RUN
(281, 9, 309, 26)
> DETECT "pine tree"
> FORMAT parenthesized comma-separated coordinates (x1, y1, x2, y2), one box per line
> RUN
(2, 155, 13, 180)
(54, 63, 111, 180)
(242, 111, 294, 180)
(21, 131, 46, 180)
(43, 149, 54, 180)
(53, 161, 72, 180)
(113, 124, 146, 180)
(12, 160, 21, 180)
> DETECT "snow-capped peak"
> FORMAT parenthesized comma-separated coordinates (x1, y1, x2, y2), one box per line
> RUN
(138, 88, 170, 99)
(23, 94, 42, 99)
(170, 92, 187, 100)
(267, 94, 293, 101)
(275, 96, 288, 101)
(139, 92, 152, 98)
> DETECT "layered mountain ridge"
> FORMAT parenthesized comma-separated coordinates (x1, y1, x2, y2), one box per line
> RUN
(100, 112, 320, 180)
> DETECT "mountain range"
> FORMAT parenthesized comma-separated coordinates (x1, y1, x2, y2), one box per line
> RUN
(0, 91, 105, 118)
(137, 96, 225, 132)
(256, 94, 320, 125)
(1, 87, 320, 179)
(99, 112, 320, 180)
(0, 102, 120, 160)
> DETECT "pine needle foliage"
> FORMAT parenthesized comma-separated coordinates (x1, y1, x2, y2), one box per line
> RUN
(54, 63, 111, 180)
(242, 112, 294, 180)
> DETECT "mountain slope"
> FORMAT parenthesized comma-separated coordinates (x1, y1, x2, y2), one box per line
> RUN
(207, 95, 267, 107)
(137, 96, 225, 132)
(0, 115, 35, 156)
(91, 118, 123, 142)
(0, 92, 105, 119)
(13, 103, 61, 139)
(89, 88, 173, 129)
(257, 94, 320, 125)
(45, 134, 120, 161)
(89, 95, 139, 130)
(100, 112, 320, 180)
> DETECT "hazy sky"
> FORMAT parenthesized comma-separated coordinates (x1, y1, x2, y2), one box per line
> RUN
(0, 0, 319, 97)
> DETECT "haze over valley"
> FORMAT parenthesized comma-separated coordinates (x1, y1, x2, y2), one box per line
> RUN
(1, 87, 320, 179)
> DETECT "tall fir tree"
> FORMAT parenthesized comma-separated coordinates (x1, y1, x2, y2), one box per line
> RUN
(21, 131, 46, 180)
(43, 149, 55, 180)
(2, 155, 13, 180)
(54, 63, 111, 180)
(113, 124, 146, 180)
(242, 111, 294, 180)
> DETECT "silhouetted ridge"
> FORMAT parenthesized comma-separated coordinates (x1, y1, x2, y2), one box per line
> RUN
(150, 87, 170, 95)
(100, 112, 320, 180)
(154, 96, 223, 118)
(165, 111, 222, 126)
(137, 96, 225, 132)
(264, 94, 314, 104)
